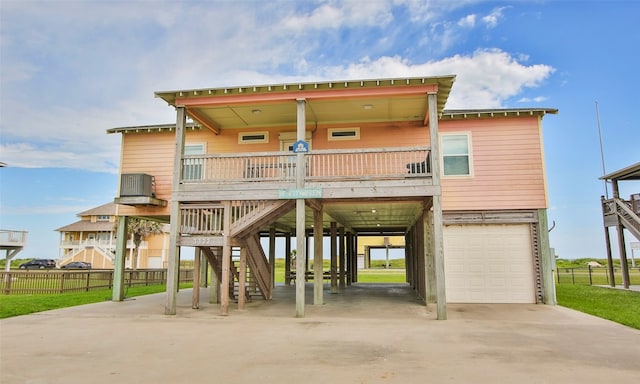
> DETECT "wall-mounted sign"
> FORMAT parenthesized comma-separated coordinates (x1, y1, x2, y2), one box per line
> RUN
(279, 188, 322, 199)
(292, 140, 309, 153)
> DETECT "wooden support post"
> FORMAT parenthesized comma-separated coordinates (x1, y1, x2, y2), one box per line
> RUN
(112, 215, 127, 302)
(352, 233, 358, 283)
(427, 91, 446, 320)
(339, 227, 346, 290)
(296, 199, 306, 317)
(295, 98, 306, 317)
(285, 232, 292, 285)
(199, 248, 208, 288)
(604, 226, 616, 287)
(346, 232, 352, 286)
(209, 253, 220, 304)
(538, 209, 557, 305)
(611, 183, 631, 289)
(615, 221, 630, 288)
(305, 236, 310, 272)
(192, 248, 201, 309)
(313, 207, 324, 305)
(221, 201, 232, 316)
(269, 228, 276, 289)
(165, 106, 186, 315)
(330, 222, 338, 293)
(238, 247, 247, 310)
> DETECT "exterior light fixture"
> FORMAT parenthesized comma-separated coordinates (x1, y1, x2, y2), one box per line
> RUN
(363, 104, 373, 110)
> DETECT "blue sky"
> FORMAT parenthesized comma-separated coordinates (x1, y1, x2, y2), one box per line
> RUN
(1, 0, 638, 262)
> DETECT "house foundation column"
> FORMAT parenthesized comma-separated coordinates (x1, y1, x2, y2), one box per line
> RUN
(221, 201, 232, 316)
(330, 221, 338, 293)
(165, 106, 186, 315)
(112, 215, 128, 302)
(538, 209, 557, 305)
(338, 227, 346, 290)
(295, 98, 307, 317)
(269, 228, 276, 289)
(427, 91, 446, 320)
(313, 207, 324, 305)
(285, 232, 292, 285)
(192, 248, 201, 309)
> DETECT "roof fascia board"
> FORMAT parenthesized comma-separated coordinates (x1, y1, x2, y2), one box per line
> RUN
(173, 84, 440, 108)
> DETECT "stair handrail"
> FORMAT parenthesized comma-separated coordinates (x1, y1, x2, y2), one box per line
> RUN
(614, 197, 640, 240)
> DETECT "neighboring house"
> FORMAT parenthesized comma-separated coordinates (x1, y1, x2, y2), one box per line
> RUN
(108, 76, 557, 318)
(1, 229, 28, 272)
(55, 203, 170, 269)
(599, 162, 640, 288)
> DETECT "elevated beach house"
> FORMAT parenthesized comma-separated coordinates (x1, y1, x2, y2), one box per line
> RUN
(108, 76, 557, 319)
(56, 202, 170, 269)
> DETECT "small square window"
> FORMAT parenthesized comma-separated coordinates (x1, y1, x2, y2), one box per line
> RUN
(442, 134, 471, 176)
(239, 132, 269, 144)
(328, 127, 360, 141)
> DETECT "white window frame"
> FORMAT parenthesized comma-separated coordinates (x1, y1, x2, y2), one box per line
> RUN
(238, 131, 269, 144)
(441, 132, 472, 177)
(328, 127, 360, 141)
(183, 143, 206, 180)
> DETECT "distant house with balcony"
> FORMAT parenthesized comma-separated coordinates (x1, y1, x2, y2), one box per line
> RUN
(56, 202, 170, 269)
(108, 76, 557, 319)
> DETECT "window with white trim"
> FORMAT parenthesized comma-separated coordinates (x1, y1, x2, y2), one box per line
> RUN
(328, 127, 360, 141)
(441, 134, 471, 176)
(183, 144, 205, 180)
(239, 132, 268, 144)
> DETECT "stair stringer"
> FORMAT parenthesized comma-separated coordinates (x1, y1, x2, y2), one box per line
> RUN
(241, 234, 272, 300)
(200, 246, 252, 302)
(231, 200, 295, 239)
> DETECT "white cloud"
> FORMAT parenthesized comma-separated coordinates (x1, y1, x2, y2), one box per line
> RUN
(482, 6, 507, 28)
(518, 96, 549, 103)
(0, 1, 555, 172)
(458, 14, 477, 27)
(282, 0, 394, 31)
(322, 49, 554, 109)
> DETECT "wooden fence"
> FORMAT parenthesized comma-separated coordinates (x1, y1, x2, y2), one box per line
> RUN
(555, 266, 640, 286)
(0, 269, 194, 295)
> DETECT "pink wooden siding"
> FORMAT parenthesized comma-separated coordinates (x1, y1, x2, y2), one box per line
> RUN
(440, 117, 547, 211)
(116, 116, 547, 215)
(118, 131, 175, 216)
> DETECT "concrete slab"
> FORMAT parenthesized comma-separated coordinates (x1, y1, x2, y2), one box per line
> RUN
(1, 284, 639, 383)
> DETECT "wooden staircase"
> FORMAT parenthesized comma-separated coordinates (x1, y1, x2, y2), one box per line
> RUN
(609, 198, 640, 240)
(196, 199, 294, 301)
(231, 200, 295, 238)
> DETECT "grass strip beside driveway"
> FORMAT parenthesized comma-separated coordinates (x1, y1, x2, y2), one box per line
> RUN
(556, 284, 640, 330)
(0, 284, 191, 319)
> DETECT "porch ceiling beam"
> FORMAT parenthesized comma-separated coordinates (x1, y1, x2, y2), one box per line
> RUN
(174, 85, 440, 108)
(187, 108, 220, 134)
(423, 95, 431, 127)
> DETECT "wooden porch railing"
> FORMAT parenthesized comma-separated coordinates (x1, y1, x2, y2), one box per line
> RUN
(181, 146, 431, 184)
(0, 230, 28, 248)
(180, 200, 289, 236)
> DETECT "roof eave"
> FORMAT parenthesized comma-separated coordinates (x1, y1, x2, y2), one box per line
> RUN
(599, 162, 640, 181)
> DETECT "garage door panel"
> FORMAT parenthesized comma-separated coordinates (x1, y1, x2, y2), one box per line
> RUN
(444, 224, 535, 304)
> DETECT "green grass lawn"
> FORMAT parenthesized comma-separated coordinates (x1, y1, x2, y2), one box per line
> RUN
(0, 284, 192, 319)
(556, 283, 640, 330)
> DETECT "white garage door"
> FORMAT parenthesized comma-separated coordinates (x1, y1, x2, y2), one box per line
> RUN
(444, 224, 535, 303)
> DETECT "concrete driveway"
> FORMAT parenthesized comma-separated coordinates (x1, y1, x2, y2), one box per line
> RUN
(1, 284, 638, 384)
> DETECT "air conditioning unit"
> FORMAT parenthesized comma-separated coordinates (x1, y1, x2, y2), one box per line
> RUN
(120, 174, 155, 197)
